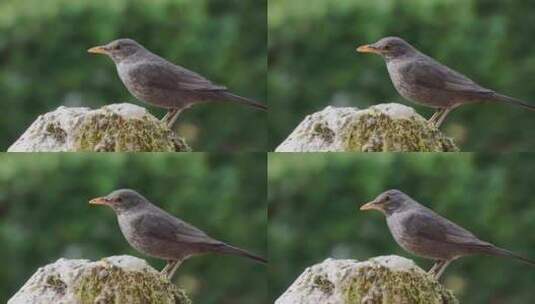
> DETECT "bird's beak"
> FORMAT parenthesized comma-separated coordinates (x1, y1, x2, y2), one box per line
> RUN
(356, 44, 380, 54)
(88, 45, 109, 55)
(89, 197, 110, 205)
(360, 200, 382, 211)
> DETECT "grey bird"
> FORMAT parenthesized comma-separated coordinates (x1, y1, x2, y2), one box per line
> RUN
(357, 37, 535, 128)
(360, 189, 535, 279)
(88, 38, 267, 128)
(89, 189, 267, 280)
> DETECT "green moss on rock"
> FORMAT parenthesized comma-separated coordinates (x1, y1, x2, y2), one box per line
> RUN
(313, 275, 335, 295)
(276, 104, 459, 152)
(75, 264, 190, 304)
(74, 112, 190, 152)
(347, 111, 458, 152)
(45, 274, 67, 294)
(8, 103, 192, 152)
(275, 257, 458, 304)
(45, 122, 67, 144)
(344, 265, 458, 304)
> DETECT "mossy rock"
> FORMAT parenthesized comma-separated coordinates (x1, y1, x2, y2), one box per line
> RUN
(75, 260, 190, 304)
(73, 110, 189, 152)
(8, 255, 191, 304)
(276, 104, 458, 152)
(8, 103, 190, 152)
(345, 264, 457, 303)
(275, 256, 458, 304)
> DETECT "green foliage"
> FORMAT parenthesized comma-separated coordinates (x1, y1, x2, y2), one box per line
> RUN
(0, 0, 267, 152)
(268, 153, 535, 303)
(269, 0, 535, 151)
(0, 153, 267, 304)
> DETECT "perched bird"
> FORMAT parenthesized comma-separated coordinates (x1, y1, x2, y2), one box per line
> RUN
(357, 37, 535, 128)
(360, 189, 535, 279)
(89, 189, 267, 280)
(88, 39, 267, 128)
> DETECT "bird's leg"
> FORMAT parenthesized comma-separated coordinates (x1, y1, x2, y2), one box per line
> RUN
(434, 107, 454, 128)
(160, 260, 178, 277)
(427, 260, 442, 275)
(166, 259, 183, 280)
(161, 111, 172, 123)
(433, 259, 452, 280)
(427, 259, 451, 280)
(428, 108, 445, 125)
(166, 108, 184, 129)
(161, 109, 178, 125)
(428, 109, 442, 123)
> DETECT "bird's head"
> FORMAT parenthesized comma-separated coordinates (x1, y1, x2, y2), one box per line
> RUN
(89, 189, 148, 214)
(360, 189, 411, 216)
(356, 37, 416, 60)
(88, 39, 145, 63)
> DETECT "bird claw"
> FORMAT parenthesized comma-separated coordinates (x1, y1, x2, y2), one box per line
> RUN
(161, 109, 182, 129)
(426, 260, 451, 280)
(160, 259, 183, 280)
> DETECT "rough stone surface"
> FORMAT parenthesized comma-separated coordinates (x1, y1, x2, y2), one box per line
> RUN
(275, 255, 458, 304)
(8, 103, 190, 152)
(8, 255, 191, 304)
(276, 103, 458, 152)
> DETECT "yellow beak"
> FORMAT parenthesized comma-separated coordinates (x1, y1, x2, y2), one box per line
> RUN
(359, 200, 382, 211)
(356, 44, 380, 54)
(89, 197, 109, 205)
(87, 46, 108, 54)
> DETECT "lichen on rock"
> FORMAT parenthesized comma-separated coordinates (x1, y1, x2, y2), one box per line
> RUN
(276, 103, 458, 152)
(8, 103, 190, 152)
(8, 255, 191, 304)
(275, 256, 458, 304)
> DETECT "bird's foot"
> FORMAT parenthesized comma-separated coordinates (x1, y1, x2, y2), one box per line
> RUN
(161, 109, 183, 129)
(427, 108, 444, 127)
(160, 259, 183, 280)
(427, 107, 453, 129)
(427, 260, 451, 280)
(161, 109, 178, 125)
(160, 260, 176, 277)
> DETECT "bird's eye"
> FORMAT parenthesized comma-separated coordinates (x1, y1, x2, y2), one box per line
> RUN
(115, 197, 122, 203)
(114, 44, 121, 50)
(384, 195, 390, 201)
(383, 45, 391, 51)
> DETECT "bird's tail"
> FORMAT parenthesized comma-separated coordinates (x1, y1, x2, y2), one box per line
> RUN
(216, 243, 268, 264)
(485, 246, 535, 266)
(221, 92, 268, 111)
(492, 93, 535, 111)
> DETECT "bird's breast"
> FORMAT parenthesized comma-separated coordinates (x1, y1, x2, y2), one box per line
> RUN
(117, 214, 159, 256)
(386, 62, 427, 105)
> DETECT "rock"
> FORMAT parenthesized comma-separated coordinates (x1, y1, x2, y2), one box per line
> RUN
(275, 255, 458, 304)
(275, 103, 458, 152)
(8, 103, 190, 152)
(8, 255, 191, 304)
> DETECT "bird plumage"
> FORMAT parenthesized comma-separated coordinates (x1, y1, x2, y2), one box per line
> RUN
(90, 189, 266, 280)
(89, 38, 267, 128)
(358, 37, 535, 127)
(361, 189, 535, 279)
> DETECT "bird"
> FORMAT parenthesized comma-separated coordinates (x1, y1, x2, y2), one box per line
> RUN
(89, 189, 267, 280)
(88, 38, 267, 128)
(356, 37, 535, 128)
(360, 189, 535, 279)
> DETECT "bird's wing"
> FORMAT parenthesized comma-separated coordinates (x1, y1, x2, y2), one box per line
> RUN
(403, 211, 489, 247)
(131, 61, 228, 92)
(134, 212, 222, 245)
(403, 57, 493, 94)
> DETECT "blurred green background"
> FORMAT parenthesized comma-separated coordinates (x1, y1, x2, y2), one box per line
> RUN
(269, 0, 535, 151)
(0, 0, 266, 152)
(269, 153, 535, 303)
(0, 153, 267, 303)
